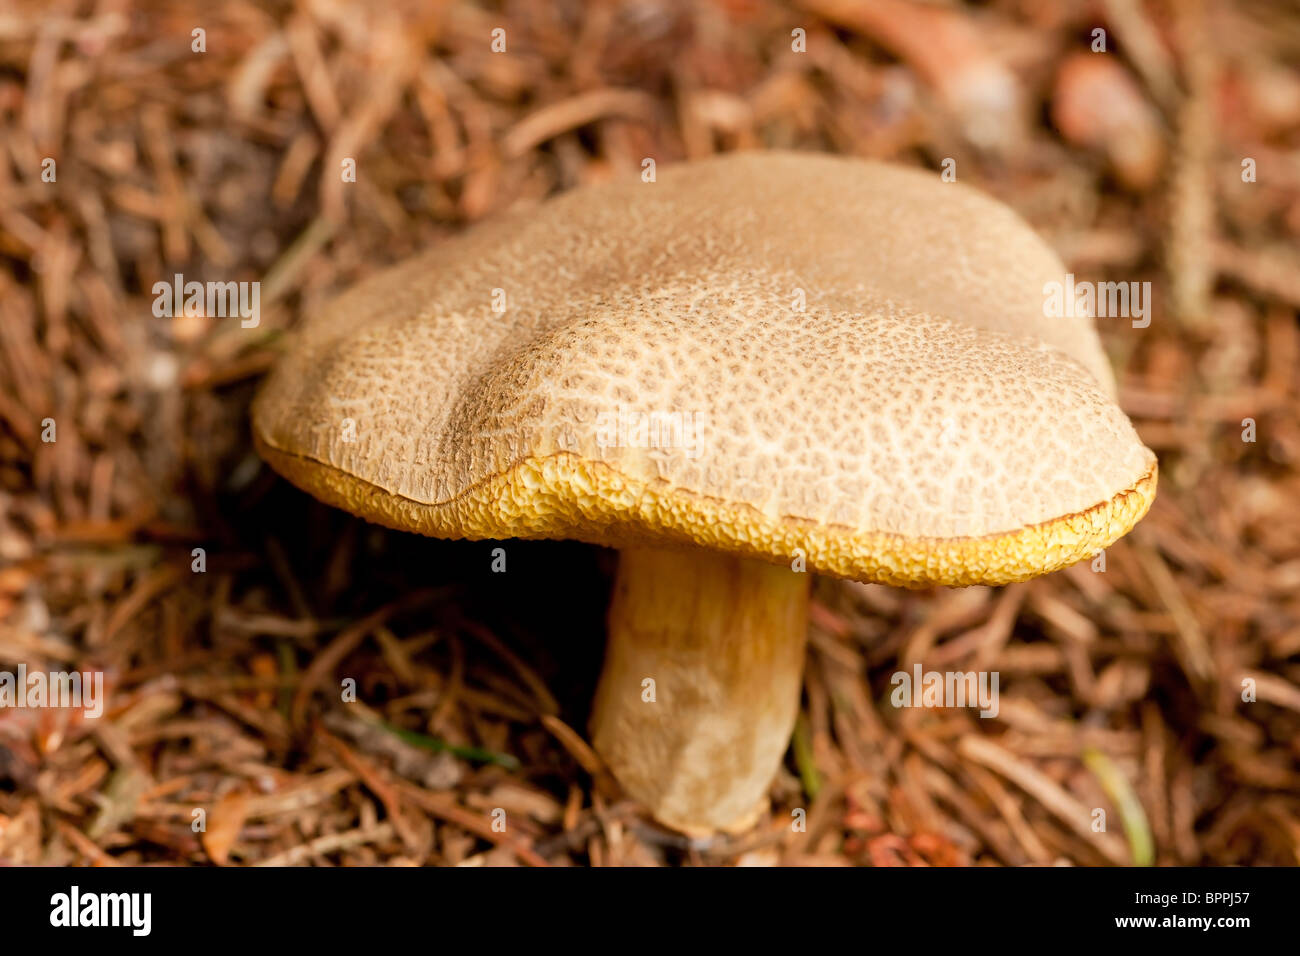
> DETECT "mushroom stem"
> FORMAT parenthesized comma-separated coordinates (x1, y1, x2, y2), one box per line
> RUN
(590, 546, 811, 834)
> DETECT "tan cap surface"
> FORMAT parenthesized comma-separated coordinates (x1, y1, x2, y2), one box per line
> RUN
(253, 151, 1156, 587)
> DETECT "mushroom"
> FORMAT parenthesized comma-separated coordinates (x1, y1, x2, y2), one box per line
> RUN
(252, 151, 1157, 835)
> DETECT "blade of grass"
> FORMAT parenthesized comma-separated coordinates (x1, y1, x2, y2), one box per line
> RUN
(379, 720, 520, 770)
(276, 639, 297, 721)
(792, 713, 821, 800)
(1083, 747, 1155, 866)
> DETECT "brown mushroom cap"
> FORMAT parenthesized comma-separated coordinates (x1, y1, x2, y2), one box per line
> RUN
(253, 151, 1156, 587)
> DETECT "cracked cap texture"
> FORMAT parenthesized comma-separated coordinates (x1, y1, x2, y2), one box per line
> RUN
(252, 150, 1157, 587)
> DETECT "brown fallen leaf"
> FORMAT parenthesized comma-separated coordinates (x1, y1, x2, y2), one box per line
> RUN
(202, 788, 251, 865)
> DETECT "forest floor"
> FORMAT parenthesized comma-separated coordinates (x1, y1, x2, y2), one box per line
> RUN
(0, 0, 1298, 865)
